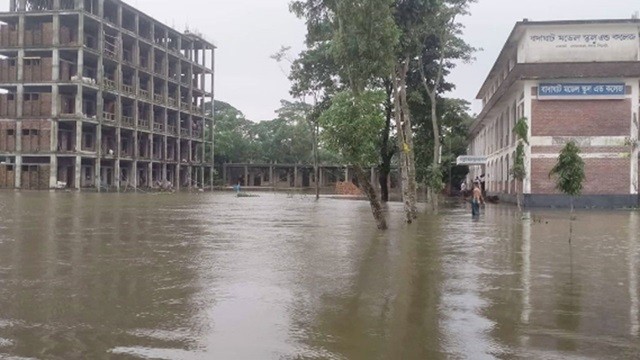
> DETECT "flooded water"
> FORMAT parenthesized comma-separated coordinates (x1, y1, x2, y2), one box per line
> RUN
(0, 192, 638, 359)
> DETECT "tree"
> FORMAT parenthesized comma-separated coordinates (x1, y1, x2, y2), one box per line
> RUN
(416, 0, 476, 208)
(213, 101, 256, 165)
(549, 141, 586, 242)
(550, 141, 585, 211)
(319, 90, 388, 229)
(511, 117, 529, 212)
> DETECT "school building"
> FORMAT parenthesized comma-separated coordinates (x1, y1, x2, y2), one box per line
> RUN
(468, 19, 640, 207)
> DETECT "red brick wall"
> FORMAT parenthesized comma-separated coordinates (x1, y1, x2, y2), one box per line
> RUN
(531, 158, 630, 195)
(531, 99, 631, 137)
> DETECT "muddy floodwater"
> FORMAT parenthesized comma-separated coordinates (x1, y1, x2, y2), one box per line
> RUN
(0, 192, 638, 359)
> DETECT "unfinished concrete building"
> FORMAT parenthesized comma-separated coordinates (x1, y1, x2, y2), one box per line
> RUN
(0, 0, 215, 190)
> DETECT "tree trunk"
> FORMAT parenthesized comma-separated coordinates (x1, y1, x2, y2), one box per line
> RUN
(398, 61, 418, 219)
(429, 91, 441, 210)
(517, 180, 522, 212)
(314, 122, 320, 201)
(379, 171, 389, 202)
(379, 80, 394, 203)
(355, 165, 387, 230)
(393, 66, 413, 224)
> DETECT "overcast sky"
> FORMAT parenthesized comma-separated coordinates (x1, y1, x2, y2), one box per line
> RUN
(2, 0, 639, 119)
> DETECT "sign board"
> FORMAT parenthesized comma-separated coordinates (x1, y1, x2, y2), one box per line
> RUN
(457, 156, 487, 166)
(538, 83, 626, 98)
(522, 25, 639, 63)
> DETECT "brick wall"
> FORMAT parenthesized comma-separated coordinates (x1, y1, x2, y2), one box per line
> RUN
(531, 158, 630, 195)
(0, 94, 17, 118)
(0, 121, 17, 152)
(0, 165, 15, 188)
(0, 24, 19, 47)
(0, 58, 18, 82)
(532, 99, 631, 137)
(21, 119, 51, 153)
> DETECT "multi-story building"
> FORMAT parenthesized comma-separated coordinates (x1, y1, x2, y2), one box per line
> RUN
(468, 19, 640, 207)
(0, 0, 215, 191)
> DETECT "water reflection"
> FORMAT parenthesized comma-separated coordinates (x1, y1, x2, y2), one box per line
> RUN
(0, 193, 638, 359)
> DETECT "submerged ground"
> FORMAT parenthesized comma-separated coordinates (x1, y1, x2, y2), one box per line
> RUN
(0, 192, 638, 359)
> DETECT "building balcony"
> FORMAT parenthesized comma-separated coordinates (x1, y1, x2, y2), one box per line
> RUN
(138, 119, 150, 129)
(154, 93, 164, 103)
(102, 111, 117, 124)
(122, 84, 135, 95)
(153, 123, 164, 132)
(139, 89, 150, 100)
(122, 116, 134, 128)
(104, 78, 117, 91)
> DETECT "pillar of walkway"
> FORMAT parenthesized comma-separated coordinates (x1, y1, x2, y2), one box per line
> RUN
(244, 165, 249, 186)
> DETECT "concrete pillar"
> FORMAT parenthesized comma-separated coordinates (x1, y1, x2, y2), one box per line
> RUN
(49, 155, 58, 189)
(294, 165, 298, 188)
(269, 165, 274, 187)
(74, 155, 81, 190)
(131, 161, 137, 189)
(345, 166, 350, 183)
(187, 165, 192, 189)
(244, 165, 249, 186)
(95, 124, 102, 190)
(147, 162, 152, 187)
(14, 156, 22, 189)
(319, 167, 324, 187)
(53, 0, 61, 10)
(222, 163, 227, 186)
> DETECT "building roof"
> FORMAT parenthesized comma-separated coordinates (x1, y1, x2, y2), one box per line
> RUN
(476, 18, 640, 100)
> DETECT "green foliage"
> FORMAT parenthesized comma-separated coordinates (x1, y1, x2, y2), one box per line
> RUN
(413, 97, 472, 184)
(332, 0, 399, 93)
(514, 117, 529, 145)
(318, 90, 386, 166)
(511, 142, 526, 181)
(549, 141, 586, 197)
(426, 164, 445, 193)
(510, 117, 529, 182)
(213, 100, 335, 165)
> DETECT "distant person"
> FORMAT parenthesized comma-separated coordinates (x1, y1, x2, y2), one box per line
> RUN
(472, 182, 484, 217)
(460, 181, 467, 196)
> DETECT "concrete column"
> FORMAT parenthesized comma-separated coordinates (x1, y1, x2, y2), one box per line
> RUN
(244, 165, 249, 186)
(53, 0, 61, 10)
(49, 155, 58, 188)
(95, 124, 102, 190)
(199, 164, 204, 189)
(319, 167, 324, 187)
(294, 165, 298, 188)
(523, 81, 533, 195)
(187, 165, 192, 189)
(269, 165, 274, 187)
(629, 80, 639, 196)
(115, 127, 121, 192)
(131, 161, 137, 189)
(14, 156, 22, 189)
(162, 163, 167, 183)
(345, 166, 350, 183)
(74, 155, 81, 189)
(147, 162, 152, 187)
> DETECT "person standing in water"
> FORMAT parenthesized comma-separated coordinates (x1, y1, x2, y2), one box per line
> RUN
(472, 182, 484, 217)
